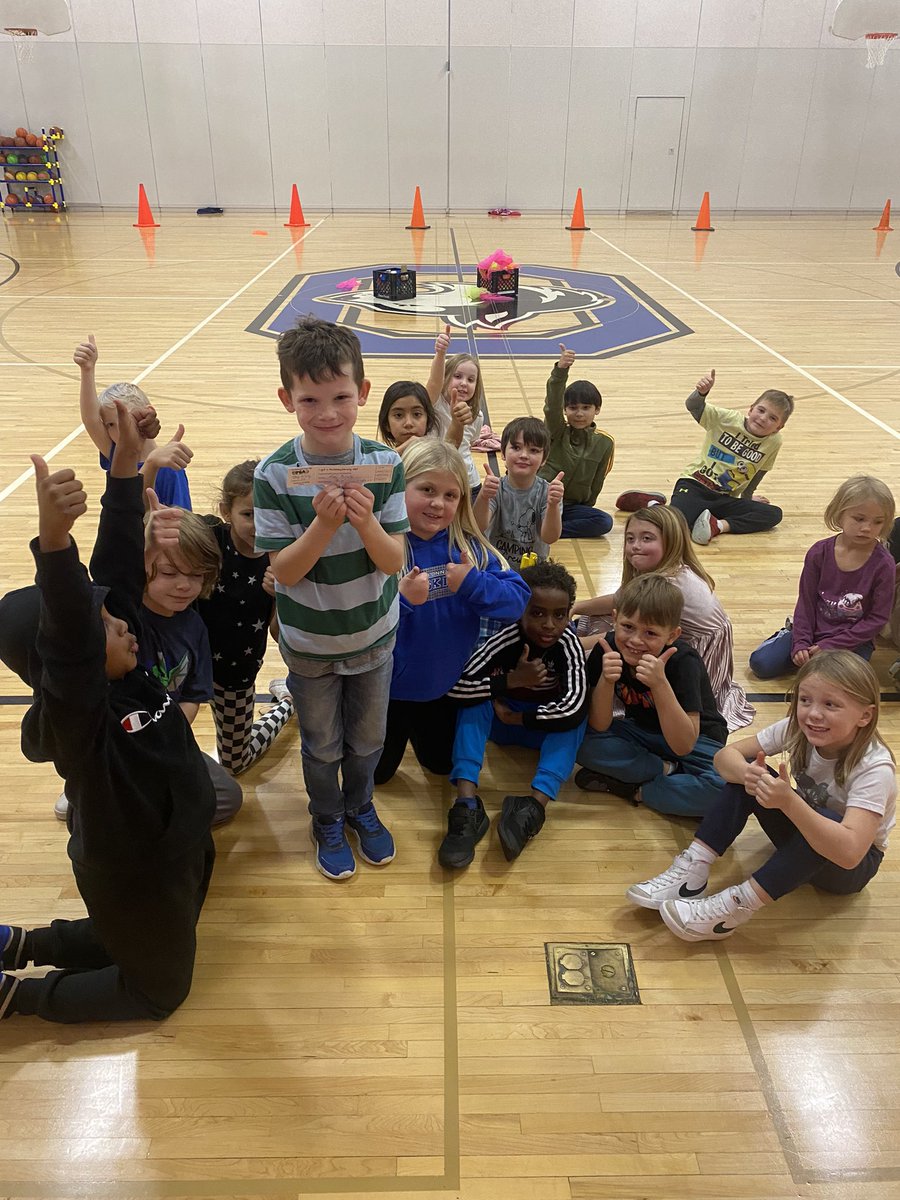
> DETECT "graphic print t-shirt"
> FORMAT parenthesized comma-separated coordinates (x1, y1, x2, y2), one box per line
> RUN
(680, 402, 781, 496)
(138, 605, 213, 704)
(486, 476, 550, 566)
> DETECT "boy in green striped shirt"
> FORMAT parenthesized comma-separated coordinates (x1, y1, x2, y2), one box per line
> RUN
(254, 318, 409, 881)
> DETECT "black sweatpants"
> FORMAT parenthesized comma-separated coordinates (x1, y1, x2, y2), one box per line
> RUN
(374, 695, 459, 785)
(9, 836, 215, 1023)
(670, 477, 782, 535)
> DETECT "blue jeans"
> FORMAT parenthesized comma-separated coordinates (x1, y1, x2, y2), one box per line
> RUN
(697, 781, 884, 900)
(749, 628, 874, 680)
(577, 720, 724, 817)
(561, 503, 613, 538)
(451, 699, 586, 802)
(287, 657, 392, 819)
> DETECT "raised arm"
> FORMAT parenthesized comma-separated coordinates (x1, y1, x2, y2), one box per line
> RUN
(88, 400, 153, 625)
(686, 367, 715, 423)
(74, 334, 110, 456)
(426, 324, 451, 406)
(543, 344, 574, 438)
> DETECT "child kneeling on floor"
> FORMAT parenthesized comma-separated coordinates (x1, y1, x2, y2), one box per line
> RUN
(626, 651, 895, 942)
(575, 573, 727, 817)
(439, 561, 588, 869)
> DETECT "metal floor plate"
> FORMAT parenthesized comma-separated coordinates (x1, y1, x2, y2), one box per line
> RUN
(545, 942, 641, 1005)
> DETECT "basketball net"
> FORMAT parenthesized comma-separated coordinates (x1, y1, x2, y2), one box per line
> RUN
(4, 27, 36, 62)
(865, 31, 897, 67)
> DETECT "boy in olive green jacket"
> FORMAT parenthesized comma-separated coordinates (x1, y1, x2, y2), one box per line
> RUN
(539, 345, 615, 538)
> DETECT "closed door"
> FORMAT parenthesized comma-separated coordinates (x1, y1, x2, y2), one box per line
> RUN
(626, 97, 684, 212)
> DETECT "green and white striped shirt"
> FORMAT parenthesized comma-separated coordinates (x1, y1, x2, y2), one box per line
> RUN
(254, 435, 409, 661)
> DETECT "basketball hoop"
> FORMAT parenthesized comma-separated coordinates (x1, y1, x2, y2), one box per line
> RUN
(865, 30, 897, 65)
(4, 26, 36, 63)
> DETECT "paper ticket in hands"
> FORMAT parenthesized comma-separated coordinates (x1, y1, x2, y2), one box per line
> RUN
(286, 464, 394, 488)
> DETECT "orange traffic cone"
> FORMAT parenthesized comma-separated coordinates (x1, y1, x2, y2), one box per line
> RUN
(565, 187, 590, 231)
(132, 183, 159, 229)
(284, 184, 310, 228)
(873, 199, 893, 231)
(691, 191, 714, 232)
(405, 186, 430, 230)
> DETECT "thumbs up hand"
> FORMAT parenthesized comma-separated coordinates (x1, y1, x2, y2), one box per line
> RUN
(696, 367, 715, 395)
(31, 453, 87, 549)
(557, 343, 576, 370)
(481, 462, 501, 500)
(145, 486, 185, 552)
(446, 550, 473, 594)
(436, 323, 451, 355)
(146, 424, 193, 473)
(596, 633, 623, 685)
(547, 470, 565, 508)
(508, 642, 549, 689)
(73, 333, 98, 371)
(634, 644, 677, 689)
(743, 749, 769, 797)
(756, 761, 794, 811)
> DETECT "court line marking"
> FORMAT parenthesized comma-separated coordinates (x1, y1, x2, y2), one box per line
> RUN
(589, 230, 900, 442)
(0, 221, 325, 506)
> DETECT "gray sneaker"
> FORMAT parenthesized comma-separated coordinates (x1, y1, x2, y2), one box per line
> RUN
(54, 791, 69, 822)
(626, 849, 710, 910)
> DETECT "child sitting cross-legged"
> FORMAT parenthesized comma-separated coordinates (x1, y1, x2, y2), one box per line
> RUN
(627, 651, 895, 943)
(439, 561, 588, 868)
(474, 416, 565, 567)
(576, 574, 727, 817)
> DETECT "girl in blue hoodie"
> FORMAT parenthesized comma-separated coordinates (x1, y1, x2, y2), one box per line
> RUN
(374, 439, 530, 785)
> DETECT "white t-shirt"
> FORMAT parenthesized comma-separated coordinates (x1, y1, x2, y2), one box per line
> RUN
(433, 398, 484, 490)
(757, 718, 897, 851)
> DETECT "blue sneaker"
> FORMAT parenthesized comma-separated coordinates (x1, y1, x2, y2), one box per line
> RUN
(310, 816, 356, 881)
(345, 802, 395, 866)
(0, 927, 25, 971)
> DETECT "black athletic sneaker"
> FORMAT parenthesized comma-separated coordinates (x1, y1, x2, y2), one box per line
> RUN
(438, 798, 490, 869)
(574, 767, 640, 803)
(497, 795, 545, 862)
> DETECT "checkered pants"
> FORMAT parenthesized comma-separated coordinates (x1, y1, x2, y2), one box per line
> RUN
(211, 684, 294, 776)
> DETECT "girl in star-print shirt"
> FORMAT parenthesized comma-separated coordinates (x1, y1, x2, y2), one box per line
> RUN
(196, 460, 294, 774)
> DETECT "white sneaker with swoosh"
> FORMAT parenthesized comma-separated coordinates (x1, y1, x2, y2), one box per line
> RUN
(660, 887, 756, 942)
(626, 850, 710, 910)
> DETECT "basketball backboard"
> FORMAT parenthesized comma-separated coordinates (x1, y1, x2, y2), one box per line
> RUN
(0, 0, 70, 36)
(831, 0, 900, 37)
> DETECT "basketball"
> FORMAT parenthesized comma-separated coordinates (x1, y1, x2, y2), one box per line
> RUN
(26, 171, 37, 180)
(6, 154, 17, 165)
(37, 170, 48, 180)
(0, 137, 10, 146)
(42, 193, 54, 205)
(13, 137, 25, 147)
(14, 171, 26, 180)
(14, 127, 26, 138)
(27, 155, 39, 164)
(3, 171, 14, 181)
(4, 192, 18, 205)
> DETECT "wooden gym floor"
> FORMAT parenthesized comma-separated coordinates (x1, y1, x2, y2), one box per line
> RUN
(0, 209, 898, 1199)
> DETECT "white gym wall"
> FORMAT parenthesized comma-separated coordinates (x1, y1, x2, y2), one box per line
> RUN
(0, 0, 897, 212)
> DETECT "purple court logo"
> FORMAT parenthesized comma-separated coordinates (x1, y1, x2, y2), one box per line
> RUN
(247, 264, 692, 358)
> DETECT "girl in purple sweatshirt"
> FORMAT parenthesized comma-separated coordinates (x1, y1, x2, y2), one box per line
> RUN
(750, 476, 895, 679)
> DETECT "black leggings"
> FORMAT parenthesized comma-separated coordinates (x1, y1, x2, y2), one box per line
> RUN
(374, 696, 459, 785)
(671, 477, 782, 535)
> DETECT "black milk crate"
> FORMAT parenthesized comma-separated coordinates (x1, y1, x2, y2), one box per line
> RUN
(476, 266, 519, 296)
(372, 267, 416, 301)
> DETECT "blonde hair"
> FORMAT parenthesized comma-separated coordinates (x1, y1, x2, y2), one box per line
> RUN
(785, 651, 892, 787)
(441, 352, 485, 420)
(144, 509, 221, 600)
(399, 439, 506, 571)
(98, 381, 151, 411)
(824, 475, 895, 538)
(621, 506, 715, 592)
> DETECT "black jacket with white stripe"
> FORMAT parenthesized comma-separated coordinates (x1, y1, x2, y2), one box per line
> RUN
(449, 622, 588, 732)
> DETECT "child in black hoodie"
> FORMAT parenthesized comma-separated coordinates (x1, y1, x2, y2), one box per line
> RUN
(0, 403, 215, 1023)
